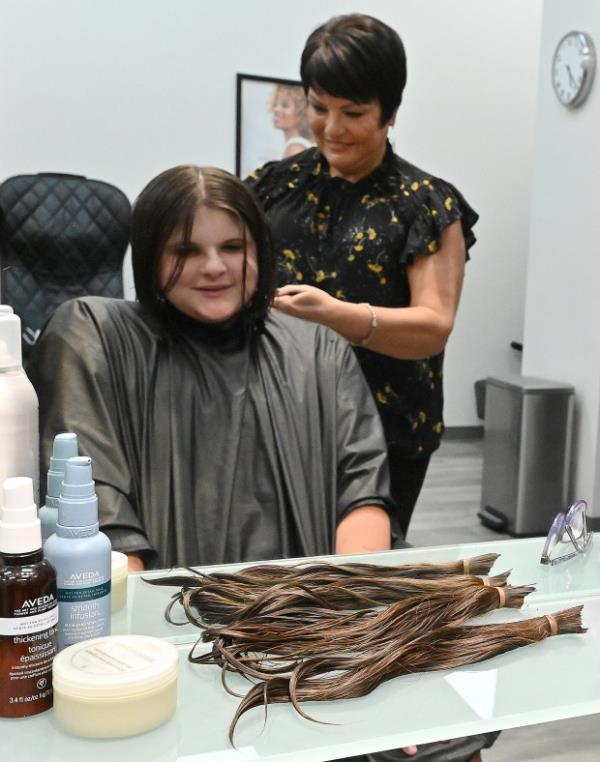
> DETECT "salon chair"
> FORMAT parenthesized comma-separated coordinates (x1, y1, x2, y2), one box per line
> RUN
(0, 172, 130, 364)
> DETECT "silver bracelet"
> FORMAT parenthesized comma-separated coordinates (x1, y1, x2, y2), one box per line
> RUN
(357, 302, 378, 346)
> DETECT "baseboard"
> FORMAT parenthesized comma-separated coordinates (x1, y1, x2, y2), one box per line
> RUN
(444, 426, 484, 440)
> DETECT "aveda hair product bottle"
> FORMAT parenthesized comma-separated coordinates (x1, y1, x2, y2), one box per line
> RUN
(44, 456, 111, 650)
(0, 306, 39, 508)
(39, 432, 79, 541)
(0, 477, 57, 717)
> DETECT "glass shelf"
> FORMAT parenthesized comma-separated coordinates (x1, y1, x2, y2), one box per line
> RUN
(3, 535, 599, 761)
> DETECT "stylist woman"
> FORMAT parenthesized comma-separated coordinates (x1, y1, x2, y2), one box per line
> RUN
(246, 13, 478, 539)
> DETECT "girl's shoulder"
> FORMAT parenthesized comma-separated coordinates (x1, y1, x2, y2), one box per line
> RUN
(262, 310, 350, 363)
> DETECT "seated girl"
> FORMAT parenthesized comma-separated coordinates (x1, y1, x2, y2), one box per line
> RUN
(28, 165, 393, 570)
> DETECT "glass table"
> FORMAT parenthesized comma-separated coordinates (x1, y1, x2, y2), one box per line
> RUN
(3, 536, 600, 761)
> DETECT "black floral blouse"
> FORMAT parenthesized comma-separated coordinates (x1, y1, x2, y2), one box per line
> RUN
(246, 143, 478, 457)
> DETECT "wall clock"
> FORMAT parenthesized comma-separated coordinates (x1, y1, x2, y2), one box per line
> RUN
(552, 31, 596, 107)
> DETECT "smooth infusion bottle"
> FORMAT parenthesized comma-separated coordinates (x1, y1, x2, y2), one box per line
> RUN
(44, 456, 111, 650)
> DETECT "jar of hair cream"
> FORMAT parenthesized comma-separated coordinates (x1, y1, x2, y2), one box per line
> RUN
(111, 551, 128, 612)
(52, 635, 178, 737)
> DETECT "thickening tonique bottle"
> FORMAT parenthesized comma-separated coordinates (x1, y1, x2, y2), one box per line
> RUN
(44, 456, 112, 650)
(0, 477, 57, 717)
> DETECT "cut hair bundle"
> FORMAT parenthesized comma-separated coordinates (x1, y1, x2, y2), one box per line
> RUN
(146, 553, 503, 626)
(144, 556, 586, 744)
(197, 581, 534, 661)
(226, 605, 585, 740)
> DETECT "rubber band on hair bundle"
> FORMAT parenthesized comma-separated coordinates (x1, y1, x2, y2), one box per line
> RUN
(463, 559, 470, 575)
(545, 614, 558, 636)
(496, 587, 506, 607)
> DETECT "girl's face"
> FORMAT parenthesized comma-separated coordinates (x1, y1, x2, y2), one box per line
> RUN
(272, 94, 300, 131)
(307, 88, 393, 182)
(160, 206, 258, 324)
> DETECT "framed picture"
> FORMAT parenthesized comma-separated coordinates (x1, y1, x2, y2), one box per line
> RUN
(235, 73, 314, 178)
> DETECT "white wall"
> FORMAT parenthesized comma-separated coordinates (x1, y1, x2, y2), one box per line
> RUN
(0, 0, 543, 426)
(523, 0, 600, 516)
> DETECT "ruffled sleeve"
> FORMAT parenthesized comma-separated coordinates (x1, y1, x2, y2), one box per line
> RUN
(402, 178, 479, 264)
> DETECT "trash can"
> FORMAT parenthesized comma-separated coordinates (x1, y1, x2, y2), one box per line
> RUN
(478, 375, 574, 536)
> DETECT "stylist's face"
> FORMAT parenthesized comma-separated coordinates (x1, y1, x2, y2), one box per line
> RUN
(307, 88, 393, 182)
(160, 206, 258, 324)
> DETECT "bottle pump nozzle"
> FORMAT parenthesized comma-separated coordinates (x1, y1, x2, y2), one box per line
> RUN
(0, 477, 41, 554)
(46, 433, 79, 508)
(0, 307, 22, 369)
(58, 457, 99, 528)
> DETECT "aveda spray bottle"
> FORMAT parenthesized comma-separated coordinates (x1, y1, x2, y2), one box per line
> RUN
(44, 456, 111, 650)
(0, 477, 57, 717)
(39, 432, 79, 541)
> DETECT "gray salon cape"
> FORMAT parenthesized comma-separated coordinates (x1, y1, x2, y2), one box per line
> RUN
(28, 297, 393, 569)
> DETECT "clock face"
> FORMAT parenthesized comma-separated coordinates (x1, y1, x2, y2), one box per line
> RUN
(552, 31, 596, 107)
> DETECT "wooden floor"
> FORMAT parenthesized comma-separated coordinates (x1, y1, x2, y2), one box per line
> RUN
(408, 437, 599, 761)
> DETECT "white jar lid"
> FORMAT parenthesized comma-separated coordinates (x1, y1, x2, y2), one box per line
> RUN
(111, 550, 129, 581)
(52, 635, 178, 699)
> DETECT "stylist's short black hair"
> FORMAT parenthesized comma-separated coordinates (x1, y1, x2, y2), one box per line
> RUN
(131, 166, 275, 332)
(300, 13, 407, 124)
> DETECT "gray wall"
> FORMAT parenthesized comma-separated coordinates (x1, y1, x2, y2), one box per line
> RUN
(523, 0, 600, 516)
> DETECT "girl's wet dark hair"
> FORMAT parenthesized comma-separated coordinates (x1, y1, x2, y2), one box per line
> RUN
(131, 165, 276, 331)
(300, 13, 407, 124)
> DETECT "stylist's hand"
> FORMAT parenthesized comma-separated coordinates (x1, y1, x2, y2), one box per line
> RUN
(400, 744, 481, 759)
(274, 284, 337, 324)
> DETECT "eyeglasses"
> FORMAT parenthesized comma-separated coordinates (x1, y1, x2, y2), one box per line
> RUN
(540, 500, 593, 565)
